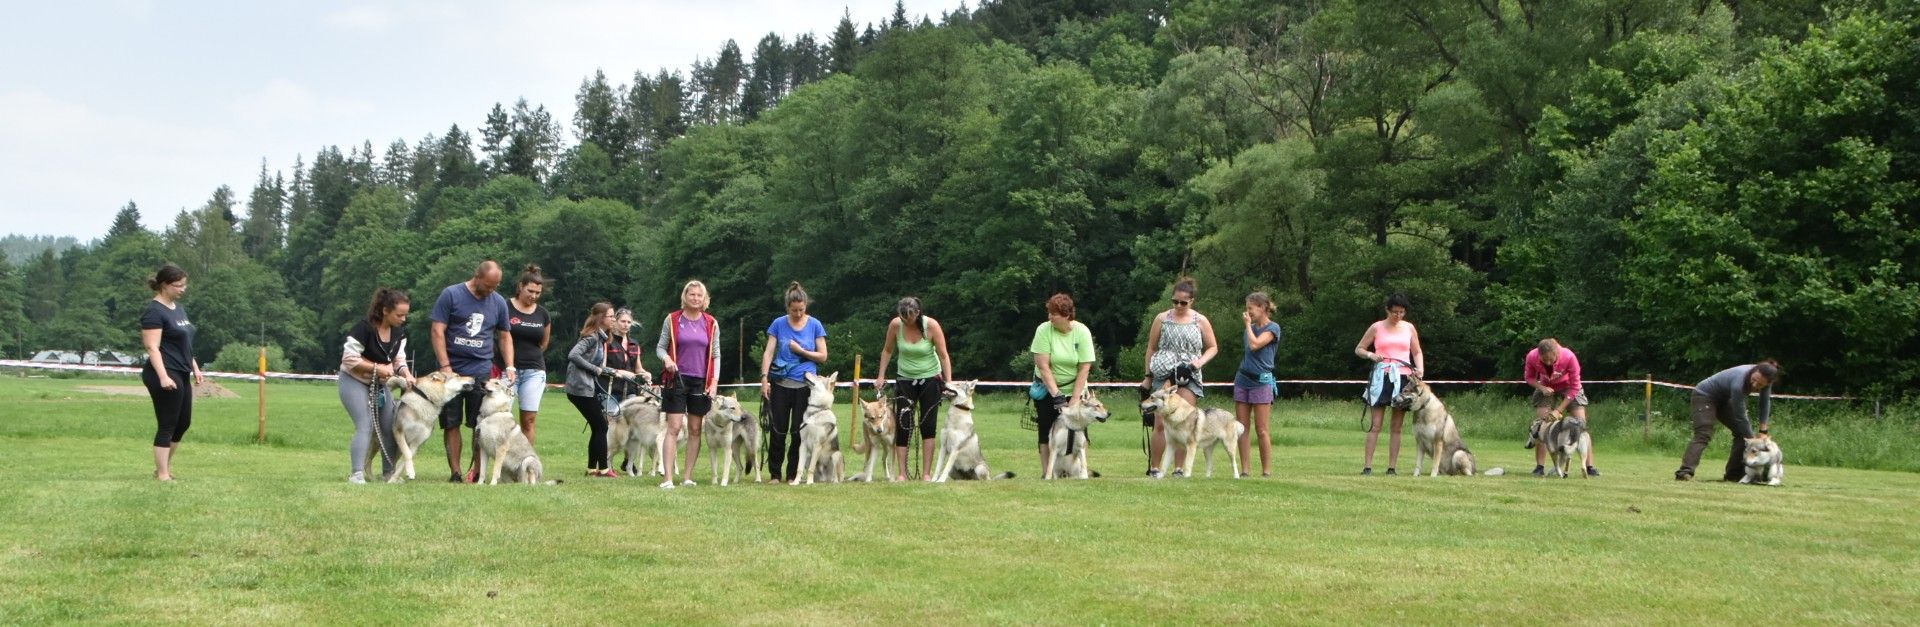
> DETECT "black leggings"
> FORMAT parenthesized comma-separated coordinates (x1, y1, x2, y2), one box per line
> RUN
(892, 377, 942, 446)
(142, 367, 192, 447)
(567, 394, 610, 470)
(766, 384, 808, 481)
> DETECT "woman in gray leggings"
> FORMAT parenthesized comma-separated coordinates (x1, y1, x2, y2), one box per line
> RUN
(338, 287, 415, 483)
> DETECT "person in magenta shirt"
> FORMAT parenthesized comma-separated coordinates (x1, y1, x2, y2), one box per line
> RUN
(1353, 293, 1423, 476)
(1524, 338, 1598, 476)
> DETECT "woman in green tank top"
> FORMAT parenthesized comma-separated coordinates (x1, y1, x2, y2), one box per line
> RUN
(875, 296, 954, 481)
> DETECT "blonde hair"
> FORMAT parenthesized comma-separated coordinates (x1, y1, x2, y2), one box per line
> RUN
(680, 280, 709, 309)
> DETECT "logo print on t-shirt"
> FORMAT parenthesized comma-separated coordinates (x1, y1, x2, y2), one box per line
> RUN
(465, 313, 486, 337)
(510, 316, 521, 326)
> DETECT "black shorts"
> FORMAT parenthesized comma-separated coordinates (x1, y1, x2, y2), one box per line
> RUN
(439, 373, 490, 430)
(662, 374, 713, 416)
(892, 377, 943, 446)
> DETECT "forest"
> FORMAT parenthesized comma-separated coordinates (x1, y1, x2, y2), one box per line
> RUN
(2, 0, 1913, 395)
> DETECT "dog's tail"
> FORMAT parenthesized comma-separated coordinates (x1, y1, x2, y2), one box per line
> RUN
(543, 479, 563, 485)
(1483, 467, 1505, 476)
(995, 471, 1016, 480)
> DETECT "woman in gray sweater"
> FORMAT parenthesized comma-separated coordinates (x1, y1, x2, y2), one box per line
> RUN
(1677, 360, 1781, 481)
(566, 302, 640, 478)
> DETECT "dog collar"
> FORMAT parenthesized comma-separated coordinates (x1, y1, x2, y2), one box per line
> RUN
(952, 402, 973, 411)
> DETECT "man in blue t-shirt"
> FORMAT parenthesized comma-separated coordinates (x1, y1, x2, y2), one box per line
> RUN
(430, 260, 515, 483)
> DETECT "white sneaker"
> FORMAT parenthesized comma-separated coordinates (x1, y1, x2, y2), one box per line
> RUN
(659, 480, 675, 490)
(347, 472, 367, 484)
(681, 479, 697, 487)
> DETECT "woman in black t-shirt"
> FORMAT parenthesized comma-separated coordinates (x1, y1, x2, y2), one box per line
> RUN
(139, 264, 204, 482)
(338, 287, 414, 483)
(501, 265, 552, 443)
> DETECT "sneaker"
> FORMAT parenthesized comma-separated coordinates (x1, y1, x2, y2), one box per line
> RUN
(1170, 469, 1186, 478)
(1674, 470, 1693, 481)
(448, 472, 464, 483)
(659, 480, 675, 490)
(1384, 468, 1398, 476)
(465, 468, 478, 483)
(681, 479, 697, 487)
(1586, 466, 1601, 477)
(1361, 467, 1373, 476)
(1147, 469, 1163, 479)
(1531, 465, 1545, 477)
(347, 472, 366, 484)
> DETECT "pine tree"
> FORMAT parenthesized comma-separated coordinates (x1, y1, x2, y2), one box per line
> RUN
(829, 12, 860, 74)
(788, 33, 825, 88)
(480, 102, 512, 176)
(106, 202, 145, 243)
(241, 161, 286, 260)
(741, 33, 789, 121)
(382, 139, 412, 189)
(574, 70, 627, 160)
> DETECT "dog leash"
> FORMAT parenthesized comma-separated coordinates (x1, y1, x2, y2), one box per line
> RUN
(367, 373, 395, 475)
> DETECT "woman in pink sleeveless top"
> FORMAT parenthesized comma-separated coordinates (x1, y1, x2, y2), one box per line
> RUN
(1352, 293, 1424, 476)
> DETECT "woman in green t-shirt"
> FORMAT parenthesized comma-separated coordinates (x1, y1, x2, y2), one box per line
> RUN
(875, 296, 954, 482)
(1029, 293, 1096, 471)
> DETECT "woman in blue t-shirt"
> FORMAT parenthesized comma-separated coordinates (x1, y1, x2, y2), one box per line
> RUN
(139, 264, 205, 482)
(1233, 292, 1282, 477)
(759, 281, 829, 484)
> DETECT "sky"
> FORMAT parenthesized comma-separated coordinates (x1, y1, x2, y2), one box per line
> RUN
(0, 0, 953, 241)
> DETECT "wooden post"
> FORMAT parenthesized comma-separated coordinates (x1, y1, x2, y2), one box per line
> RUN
(256, 345, 268, 444)
(1642, 373, 1653, 443)
(849, 354, 861, 449)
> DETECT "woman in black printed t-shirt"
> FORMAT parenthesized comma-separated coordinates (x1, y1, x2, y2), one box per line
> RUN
(139, 264, 205, 482)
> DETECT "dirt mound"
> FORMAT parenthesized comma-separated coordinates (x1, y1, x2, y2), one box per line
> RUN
(76, 381, 241, 399)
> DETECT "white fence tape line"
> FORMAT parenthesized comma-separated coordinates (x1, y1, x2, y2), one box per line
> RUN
(0, 360, 1853, 400)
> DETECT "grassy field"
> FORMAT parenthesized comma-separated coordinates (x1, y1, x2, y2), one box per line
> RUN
(1, 374, 1916, 624)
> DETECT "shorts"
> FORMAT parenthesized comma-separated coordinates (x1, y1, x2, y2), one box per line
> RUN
(1531, 389, 1589, 408)
(662, 374, 713, 416)
(439, 373, 491, 430)
(514, 369, 548, 412)
(1149, 370, 1206, 398)
(1233, 383, 1274, 405)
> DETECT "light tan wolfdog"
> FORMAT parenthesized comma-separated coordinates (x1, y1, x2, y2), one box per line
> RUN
(474, 379, 548, 485)
(702, 395, 762, 486)
(1044, 390, 1110, 480)
(792, 371, 845, 485)
(1394, 377, 1488, 477)
(611, 387, 671, 477)
(931, 381, 1013, 481)
(1140, 383, 1245, 478)
(851, 378, 896, 482)
(386, 371, 476, 483)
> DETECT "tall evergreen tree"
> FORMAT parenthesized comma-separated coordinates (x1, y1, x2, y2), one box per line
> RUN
(106, 202, 145, 242)
(381, 139, 412, 188)
(788, 33, 826, 88)
(241, 161, 286, 261)
(741, 33, 789, 121)
(829, 12, 861, 74)
(574, 70, 627, 161)
(480, 102, 513, 175)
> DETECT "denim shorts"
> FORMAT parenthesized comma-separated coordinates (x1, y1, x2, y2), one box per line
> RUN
(515, 369, 548, 412)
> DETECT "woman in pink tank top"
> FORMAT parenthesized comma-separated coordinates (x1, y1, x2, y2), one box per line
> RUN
(1352, 293, 1424, 476)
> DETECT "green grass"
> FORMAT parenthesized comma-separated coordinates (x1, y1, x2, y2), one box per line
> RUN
(1, 374, 1916, 624)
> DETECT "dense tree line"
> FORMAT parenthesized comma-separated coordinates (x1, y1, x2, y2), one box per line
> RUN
(4, 0, 1914, 395)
